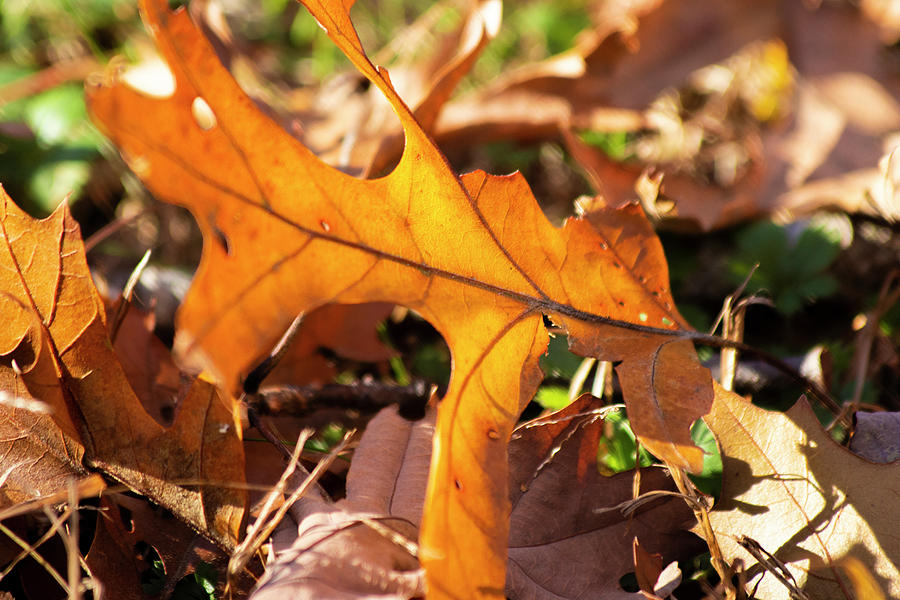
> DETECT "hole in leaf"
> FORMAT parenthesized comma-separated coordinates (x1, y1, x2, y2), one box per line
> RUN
(172, 561, 217, 600)
(77, 496, 101, 557)
(0, 332, 38, 374)
(379, 310, 451, 390)
(618, 572, 639, 592)
(136, 541, 166, 595)
(191, 97, 217, 131)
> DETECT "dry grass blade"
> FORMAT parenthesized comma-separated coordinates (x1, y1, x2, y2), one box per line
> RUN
(65, 480, 81, 600)
(670, 465, 734, 598)
(226, 429, 355, 595)
(0, 508, 72, 592)
(0, 475, 105, 521)
(737, 536, 811, 600)
(850, 270, 900, 406)
(591, 487, 700, 517)
(108, 249, 152, 343)
(227, 429, 312, 591)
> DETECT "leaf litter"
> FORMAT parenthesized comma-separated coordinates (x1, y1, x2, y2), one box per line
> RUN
(0, 0, 899, 598)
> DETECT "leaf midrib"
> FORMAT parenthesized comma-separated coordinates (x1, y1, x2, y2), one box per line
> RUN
(119, 120, 692, 346)
(128, 4, 692, 344)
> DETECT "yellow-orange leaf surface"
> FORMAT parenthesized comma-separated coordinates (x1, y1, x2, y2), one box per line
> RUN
(0, 188, 245, 549)
(87, 0, 713, 595)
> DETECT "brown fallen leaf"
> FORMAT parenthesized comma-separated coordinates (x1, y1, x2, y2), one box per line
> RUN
(506, 395, 699, 599)
(88, 493, 257, 600)
(437, 0, 900, 230)
(633, 538, 673, 600)
(110, 303, 184, 425)
(0, 188, 246, 549)
(206, 0, 500, 177)
(433, 0, 773, 151)
(632, 536, 682, 600)
(254, 397, 699, 600)
(704, 384, 900, 598)
(87, 1, 714, 595)
(252, 406, 433, 600)
(0, 381, 87, 509)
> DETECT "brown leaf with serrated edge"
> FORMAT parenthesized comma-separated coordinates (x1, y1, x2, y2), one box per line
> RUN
(86, 1, 713, 595)
(507, 395, 699, 599)
(0, 189, 246, 549)
(705, 384, 900, 599)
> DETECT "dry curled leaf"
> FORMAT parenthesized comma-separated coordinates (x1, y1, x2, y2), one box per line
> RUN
(255, 398, 699, 600)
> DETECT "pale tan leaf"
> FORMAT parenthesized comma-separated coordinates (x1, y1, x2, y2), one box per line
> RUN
(705, 385, 900, 598)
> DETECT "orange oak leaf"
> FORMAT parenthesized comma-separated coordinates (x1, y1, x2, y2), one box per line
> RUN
(86, 0, 713, 595)
(0, 188, 246, 550)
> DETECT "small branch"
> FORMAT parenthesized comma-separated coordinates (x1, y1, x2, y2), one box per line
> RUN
(248, 378, 432, 421)
(83, 209, 147, 253)
(850, 269, 900, 406)
(691, 333, 845, 423)
(737, 536, 812, 600)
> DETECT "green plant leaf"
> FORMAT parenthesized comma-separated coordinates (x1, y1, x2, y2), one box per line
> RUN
(688, 418, 722, 498)
(597, 410, 655, 475)
(535, 386, 570, 411)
